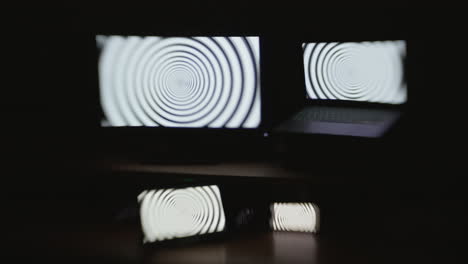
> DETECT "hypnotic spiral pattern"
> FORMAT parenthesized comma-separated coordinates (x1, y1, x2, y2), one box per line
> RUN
(303, 41, 407, 104)
(271, 203, 318, 233)
(138, 185, 226, 243)
(97, 36, 261, 128)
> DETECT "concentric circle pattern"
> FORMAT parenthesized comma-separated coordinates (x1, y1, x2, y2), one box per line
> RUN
(303, 41, 407, 104)
(271, 203, 318, 233)
(98, 36, 261, 128)
(138, 185, 226, 243)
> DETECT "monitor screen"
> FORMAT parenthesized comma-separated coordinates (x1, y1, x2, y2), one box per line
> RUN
(97, 36, 261, 128)
(302, 40, 407, 104)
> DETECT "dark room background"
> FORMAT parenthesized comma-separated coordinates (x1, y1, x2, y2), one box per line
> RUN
(4, 5, 465, 262)
(7, 6, 457, 188)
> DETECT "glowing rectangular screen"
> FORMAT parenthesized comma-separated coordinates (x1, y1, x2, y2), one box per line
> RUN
(302, 40, 407, 104)
(271, 202, 319, 233)
(97, 36, 261, 128)
(138, 185, 226, 243)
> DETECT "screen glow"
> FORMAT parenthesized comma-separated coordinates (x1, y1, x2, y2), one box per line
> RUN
(303, 40, 407, 104)
(271, 203, 319, 233)
(97, 36, 261, 128)
(138, 185, 226, 243)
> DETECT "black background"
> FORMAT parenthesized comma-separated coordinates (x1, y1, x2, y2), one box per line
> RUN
(6, 6, 461, 188)
(4, 5, 466, 263)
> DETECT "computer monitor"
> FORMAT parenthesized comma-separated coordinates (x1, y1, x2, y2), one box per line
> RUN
(96, 36, 261, 129)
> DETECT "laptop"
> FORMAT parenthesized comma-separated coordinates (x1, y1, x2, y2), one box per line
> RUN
(275, 40, 407, 138)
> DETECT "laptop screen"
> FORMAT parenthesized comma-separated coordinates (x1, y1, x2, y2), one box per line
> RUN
(302, 40, 407, 105)
(97, 36, 261, 128)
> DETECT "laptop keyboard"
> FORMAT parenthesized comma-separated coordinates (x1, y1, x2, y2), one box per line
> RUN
(292, 107, 391, 124)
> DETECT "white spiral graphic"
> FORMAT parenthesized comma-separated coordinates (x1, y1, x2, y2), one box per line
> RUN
(138, 185, 226, 243)
(271, 203, 319, 233)
(303, 40, 407, 104)
(97, 35, 261, 128)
